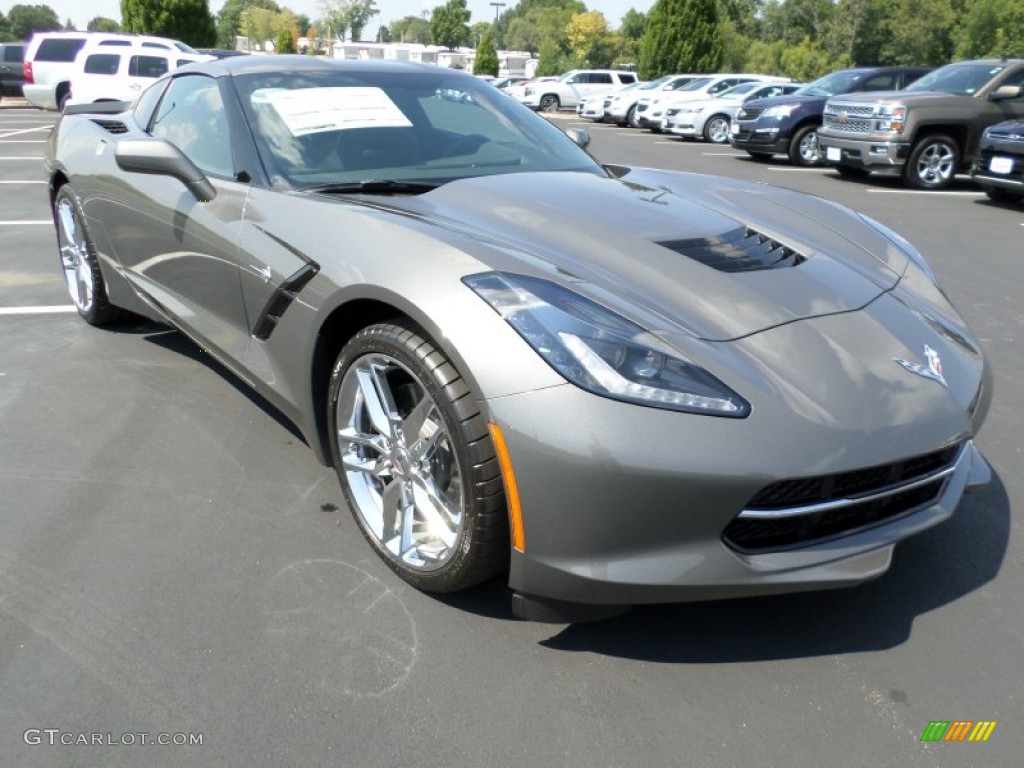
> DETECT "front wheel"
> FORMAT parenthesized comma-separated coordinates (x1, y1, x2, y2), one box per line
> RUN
(328, 321, 509, 593)
(904, 135, 959, 190)
(624, 105, 638, 127)
(538, 94, 560, 112)
(788, 124, 823, 166)
(54, 185, 126, 326)
(703, 115, 731, 144)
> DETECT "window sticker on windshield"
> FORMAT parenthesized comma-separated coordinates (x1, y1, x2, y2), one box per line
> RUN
(255, 87, 412, 136)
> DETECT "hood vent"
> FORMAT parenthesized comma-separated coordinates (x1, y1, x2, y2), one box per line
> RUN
(657, 226, 807, 273)
(91, 119, 129, 134)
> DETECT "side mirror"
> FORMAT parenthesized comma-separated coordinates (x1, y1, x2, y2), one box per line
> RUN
(114, 138, 217, 202)
(565, 127, 591, 149)
(990, 84, 1022, 101)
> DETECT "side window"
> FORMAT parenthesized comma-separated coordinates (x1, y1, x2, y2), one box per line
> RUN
(592, 73, 613, 85)
(566, 74, 583, 84)
(4, 46, 24, 62)
(143, 42, 172, 50)
(97, 40, 131, 47)
(151, 76, 233, 178)
(620, 74, 636, 84)
(36, 38, 87, 62)
(133, 79, 169, 130)
(860, 73, 898, 91)
(84, 54, 120, 76)
(997, 70, 1024, 92)
(130, 55, 170, 79)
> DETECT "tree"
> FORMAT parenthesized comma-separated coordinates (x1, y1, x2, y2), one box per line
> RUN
(121, 0, 217, 47)
(955, 0, 1024, 58)
(618, 8, 646, 41)
(0, 11, 10, 41)
(474, 30, 499, 76)
(431, 0, 471, 51)
(87, 16, 121, 32)
(638, 0, 722, 79)
(275, 27, 296, 53)
(388, 15, 433, 44)
(880, 0, 954, 66)
(216, 0, 280, 48)
(7, 4, 62, 40)
(565, 11, 617, 67)
(346, 0, 378, 40)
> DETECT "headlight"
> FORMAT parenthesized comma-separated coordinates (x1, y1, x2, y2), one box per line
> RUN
(873, 104, 906, 133)
(858, 214, 937, 283)
(464, 273, 750, 417)
(762, 104, 797, 119)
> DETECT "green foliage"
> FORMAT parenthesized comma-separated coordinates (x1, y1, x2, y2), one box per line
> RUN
(534, 37, 568, 75)
(955, 0, 1024, 58)
(619, 8, 646, 40)
(121, 0, 217, 47)
(431, 0, 471, 51)
(0, 11, 10, 41)
(474, 31, 499, 75)
(87, 16, 121, 32)
(880, 0, 954, 65)
(639, 0, 722, 79)
(503, 0, 584, 55)
(780, 35, 845, 80)
(7, 4, 62, 39)
(389, 15, 433, 44)
(275, 27, 296, 53)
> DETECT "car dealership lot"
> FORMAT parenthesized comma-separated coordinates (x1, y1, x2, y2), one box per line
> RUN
(2, 104, 1022, 767)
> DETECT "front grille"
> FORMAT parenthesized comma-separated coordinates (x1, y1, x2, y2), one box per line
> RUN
(825, 102, 875, 117)
(658, 226, 806, 273)
(736, 107, 764, 120)
(822, 115, 871, 134)
(723, 444, 961, 552)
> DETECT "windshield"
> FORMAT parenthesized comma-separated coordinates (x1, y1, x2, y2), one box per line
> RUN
(235, 68, 606, 190)
(795, 71, 864, 97)
(677, 77, 713, 92)
(716, 83, 759, 99)
(639, 76, 671, 91)
(904, 63, 1005, 95)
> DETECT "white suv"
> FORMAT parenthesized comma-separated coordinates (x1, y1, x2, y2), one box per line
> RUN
(68, 46, 212, 107)
(518, 70, 638, 112)
(22, 31, 197, 110)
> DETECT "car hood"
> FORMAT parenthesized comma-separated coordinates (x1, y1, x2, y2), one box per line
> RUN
(743, 93, 825, 111)
(376, 169, 909, 342)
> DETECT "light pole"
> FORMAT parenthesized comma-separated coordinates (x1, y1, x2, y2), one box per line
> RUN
(490, 2, 505, 50)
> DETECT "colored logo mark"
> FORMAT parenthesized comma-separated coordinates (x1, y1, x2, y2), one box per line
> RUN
(920, 721, 997, 742)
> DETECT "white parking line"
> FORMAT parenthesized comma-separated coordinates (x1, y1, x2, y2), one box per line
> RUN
(0, 305, 75, 315)
(865, 189, 983, 196)
(0, 180, 45, 184)
(0, 220, 51, 225)
(0, 140, 47, 144)
(766, 167, 825, 172)
(0, 126, 51, 139)
(0, 157, 45, 161)
(702, 152, 737, 156)
(616, 132, 652, 137)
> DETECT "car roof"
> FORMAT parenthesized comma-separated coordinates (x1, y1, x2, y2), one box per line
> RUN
(193, 55, 477, 79)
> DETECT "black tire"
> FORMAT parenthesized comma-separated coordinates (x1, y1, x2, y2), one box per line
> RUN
(56, 83, 71, 113)
(788, 124, 823, 166)
(538, 94, 560, 112)
(703, 114, 731, 144)
(903, 134, 960, 190)
(623, 104, 637, 127)
(983, 187, 1023, 204)
(53, 185, 127, 326)
(328, 321, 509, 593)
(834, 165, 870, 179)
(746, 151, 773, 162)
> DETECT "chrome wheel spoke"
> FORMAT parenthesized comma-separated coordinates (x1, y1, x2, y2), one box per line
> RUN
(355, 362, 399, 439)
(410, 475, 459, 544)
(402, 396, 440, 458)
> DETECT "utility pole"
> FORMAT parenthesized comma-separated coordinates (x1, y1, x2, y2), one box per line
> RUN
(490, 2, 505, 50)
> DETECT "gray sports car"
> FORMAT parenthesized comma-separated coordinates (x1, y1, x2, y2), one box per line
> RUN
(45, 56, 992, 621)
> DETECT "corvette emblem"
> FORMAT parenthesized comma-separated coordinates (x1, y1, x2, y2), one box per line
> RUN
(895, 344, 947, 387)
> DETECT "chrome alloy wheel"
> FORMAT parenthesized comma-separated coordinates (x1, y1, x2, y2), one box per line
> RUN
(705, 116, 731, 144)
(798, 129, 821, 164)
(56, 196, 96, 314)
(335, 352, 464, 570)
(914, 142, 955, 186)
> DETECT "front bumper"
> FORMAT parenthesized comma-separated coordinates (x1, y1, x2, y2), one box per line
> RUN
(487, 304, 991, 607)
(729, 122, 788, 154)
(665, 116, 701, 138)
(972, 143, 1024, 195)
(819, 134, 910, 172)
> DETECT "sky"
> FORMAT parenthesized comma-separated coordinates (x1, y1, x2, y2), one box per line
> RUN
(21, 0, 652, 39)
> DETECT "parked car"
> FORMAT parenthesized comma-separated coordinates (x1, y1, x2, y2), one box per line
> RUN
(46, 57, 991, 622)
(22, 31, 197, 111)
(730, 66, 931, 166)
(491, 76, 529, 91)
(0, 43, 26, 99)
(607, 74, 699, 127)
(576, 81, 644, 121)
(819, 59, 1024, 189)
(503, 76, 555, 102)
(518, 69, 637, 112)
(663, 81, 803, 143)
(970, 118, 1024, 203)
(638, 74, 784, 131)
(67, 46, 213, 107)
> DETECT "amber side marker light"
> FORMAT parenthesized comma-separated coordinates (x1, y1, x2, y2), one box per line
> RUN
(488, 422, 525, 552)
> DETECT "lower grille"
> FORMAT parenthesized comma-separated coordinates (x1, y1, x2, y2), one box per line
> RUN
(822, 116, 871, 134)
(723, 444, 961, 552)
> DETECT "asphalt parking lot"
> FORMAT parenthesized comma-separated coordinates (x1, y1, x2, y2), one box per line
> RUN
(1, 102, 1022, 767)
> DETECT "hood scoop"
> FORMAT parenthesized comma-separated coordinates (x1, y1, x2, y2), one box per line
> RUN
(91, 119, 129, 134)
(657, 226, 806, 273)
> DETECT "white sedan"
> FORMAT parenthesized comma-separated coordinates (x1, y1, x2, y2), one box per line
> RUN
(662, 81, 802, 143)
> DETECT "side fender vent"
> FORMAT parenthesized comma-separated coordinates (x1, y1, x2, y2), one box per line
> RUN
(658, 227, 807, 273)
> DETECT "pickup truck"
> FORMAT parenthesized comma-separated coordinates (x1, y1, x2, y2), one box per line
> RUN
(819, 59, 1024, 189)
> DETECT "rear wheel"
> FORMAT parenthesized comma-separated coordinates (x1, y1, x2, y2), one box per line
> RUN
(54, 185, 126, 326)
(328, 321, 509, 593)
(788, 124, 823, 166)
(703, 115, 731, 144)
(904, 134, 959, 190)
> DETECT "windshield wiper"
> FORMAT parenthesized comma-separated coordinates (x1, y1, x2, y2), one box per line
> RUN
(300, 180, 442, 196)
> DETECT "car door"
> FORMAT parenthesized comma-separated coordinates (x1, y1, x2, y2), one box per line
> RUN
(101, 73, 252, 368)
(124, 52, 171, 101)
